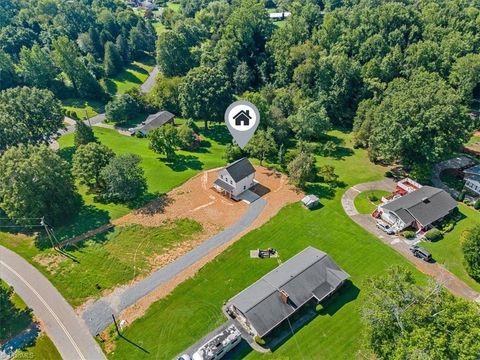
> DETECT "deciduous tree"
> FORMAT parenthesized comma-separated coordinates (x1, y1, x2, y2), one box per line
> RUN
(72, 143, 114, 189)
(462, 225, 480, 281)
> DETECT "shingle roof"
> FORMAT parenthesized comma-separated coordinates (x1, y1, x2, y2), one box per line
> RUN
(226, 247, 349, 337)
(131, 111, 174, 133)
(464, 165, 480, 176)
(382, 186, 457, 226)
(224, 158, 255, 182)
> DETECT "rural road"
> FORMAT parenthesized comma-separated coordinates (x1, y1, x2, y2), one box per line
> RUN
(0, 246, 106, 360)
(82, 197, 267, 335)
(341, 180, 480, 302)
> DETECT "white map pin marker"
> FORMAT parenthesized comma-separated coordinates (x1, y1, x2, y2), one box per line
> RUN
(224, 100, 260, 149)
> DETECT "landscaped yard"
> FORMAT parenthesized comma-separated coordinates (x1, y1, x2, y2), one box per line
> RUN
(106, 131, 427, 360)
(15, 334, 62, 360)
(354, 190, 390, 214)
(422, 204, 480, 292)
(0, 219, 202, 306)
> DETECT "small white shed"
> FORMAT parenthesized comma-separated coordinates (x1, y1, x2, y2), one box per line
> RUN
(301, 195, 319, 209)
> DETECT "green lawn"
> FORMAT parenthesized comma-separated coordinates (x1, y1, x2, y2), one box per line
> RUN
(62, 99, 105, 120)
(0, 219, 202, 306)
(422, 204, 480, 292)
(354, 190, 390, 214)
(107, 131, 427, 360)
(16, 333, 62, 360)
(104, 58, 155, 95)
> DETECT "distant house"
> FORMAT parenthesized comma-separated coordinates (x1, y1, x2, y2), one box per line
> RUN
(233, 110, 252, 126)
(301, 194, 319, 209)
(464, 164, 480, 196)
(128, 111, 175, 136)
(269, 11, 291, 20)
(225, 246, 349, 338)
(376, 186, 457, 233)
(214, 158, 256, 200)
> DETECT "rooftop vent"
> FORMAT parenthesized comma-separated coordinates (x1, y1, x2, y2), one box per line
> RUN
(279, 289, 289, 303)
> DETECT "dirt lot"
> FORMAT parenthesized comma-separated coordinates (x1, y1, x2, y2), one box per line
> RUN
(108, 166, 303, 327)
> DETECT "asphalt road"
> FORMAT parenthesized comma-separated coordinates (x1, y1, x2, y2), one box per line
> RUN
(82, 198, 267, 335)
(0, 246, 106, 360)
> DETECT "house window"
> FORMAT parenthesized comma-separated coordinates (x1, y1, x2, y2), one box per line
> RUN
(220, 175, 223, 179)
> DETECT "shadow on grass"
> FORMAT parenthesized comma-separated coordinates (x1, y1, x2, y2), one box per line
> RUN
(304, 183, 336, 200)
(133, 194, 173, 216)
(162, 154, 203, 172)
(201, 124, 231, 145)
(264, 280, 360, 353)
(57, 146, 76, 164)
(36, 205, 111, 249)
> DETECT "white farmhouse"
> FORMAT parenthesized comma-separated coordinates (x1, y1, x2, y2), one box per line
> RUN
(214, 158, 256, 200)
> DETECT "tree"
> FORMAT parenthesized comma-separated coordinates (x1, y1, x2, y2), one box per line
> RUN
(105, 94, 139, 124)
(179, 66, 232, 129)
(18, 44, 57, 89)
(245, 128, 277, 165)
(449, 54, 480, 103)
(148, 74, 182, 114)
(116, 34, 130, 63)
(0, 145, 80, 225)
(0, 87, 63, 150)
(223, 143, 244, 163)
(104, 41, 123, 76)
(177, 123, 198, 150)
(233, 62, 253, 94)
(156, 22, 204, 77)
(72, 143, 114, 189)
(287, 151, 317, 188)
(462, 225, 480, 281)
(74, 120, 96, 147)
(128, 21, 156, 59)
(0, 49, 17, 90)
(52, 36, 104, 99)
(362, 266, 480, 359)
(289, 101, 330, 140)
(318, 165, 338, 184)
(0, 285, 32, 341)
(101, 154, 147, 202)
(367, 71, 472, 166)
(149, 124, 179, 160)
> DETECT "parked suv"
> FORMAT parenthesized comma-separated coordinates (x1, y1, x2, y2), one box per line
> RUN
(409, 245, 432, 262)
(376, 220, 394, 235)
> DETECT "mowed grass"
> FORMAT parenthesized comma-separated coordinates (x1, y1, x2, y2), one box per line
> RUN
(354, 190, 390, 214)
(422, 204, 480, 292)
(0, 219, 202, 306)
(62, 99, 105, 119)
(16, 333, 62, 360)
(104, 59, 154, 95)
(108, 131, 427, 360)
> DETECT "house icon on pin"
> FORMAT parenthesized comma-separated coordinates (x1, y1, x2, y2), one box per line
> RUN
(233, 109, 252, 126)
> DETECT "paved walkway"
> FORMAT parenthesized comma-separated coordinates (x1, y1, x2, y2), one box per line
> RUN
(341, 180, 480, 302)
(81, 198, 267, 335)
(0, 246, 106, 360)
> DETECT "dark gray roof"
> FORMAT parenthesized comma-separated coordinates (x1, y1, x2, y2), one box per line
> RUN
(131, 111, 174, 133)
(225, 158, 255, 182)
(214, 178, 234, 192)
(382, 186, 457, 226)
(226, 246, 349, 337)
(464, 165, 480, 176)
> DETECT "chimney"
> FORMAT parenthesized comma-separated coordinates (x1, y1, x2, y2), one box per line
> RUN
(245, 110, 250, 117)
(279, 289, 289, 303)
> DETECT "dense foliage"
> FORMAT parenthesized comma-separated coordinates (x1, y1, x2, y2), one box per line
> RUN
(0, 145, 81, 225)
(362, 266, 480, 359)
(0, 0, 156, 99)
(462, 225, 480, 281)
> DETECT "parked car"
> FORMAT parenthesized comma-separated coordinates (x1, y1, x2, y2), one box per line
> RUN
(409, 245, 433, 262)
(376, 220, 394, 235)
(177, 355, 191, 360)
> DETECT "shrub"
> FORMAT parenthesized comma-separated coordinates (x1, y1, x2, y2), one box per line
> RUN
(368, 194, 379, 202)
(462, 225, 480, 281)
(425, 228, 442, 241)
(402, 230, 416, 239)
(463, 199, 472, 206)
(441, 223, 454, 233)
(254, 336, 265, 345)
(385, 170, 393, 178)
(474, 199, 480, 210)
(457, 191, 465, 201)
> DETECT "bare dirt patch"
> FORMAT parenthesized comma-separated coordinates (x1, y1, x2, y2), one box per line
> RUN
(33, 253, 67, 275)
(107, 166, 303, 328)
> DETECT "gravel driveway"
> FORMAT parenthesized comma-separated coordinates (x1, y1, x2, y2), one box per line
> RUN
(341, 180, 480, 303)
(81, 198, 267, 335)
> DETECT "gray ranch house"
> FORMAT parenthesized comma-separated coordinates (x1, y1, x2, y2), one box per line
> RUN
(225, 246, 349, 338)
(377, 186, 457, 234)
(214, 158, 256, 200)
(128, 110, 175, 136)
